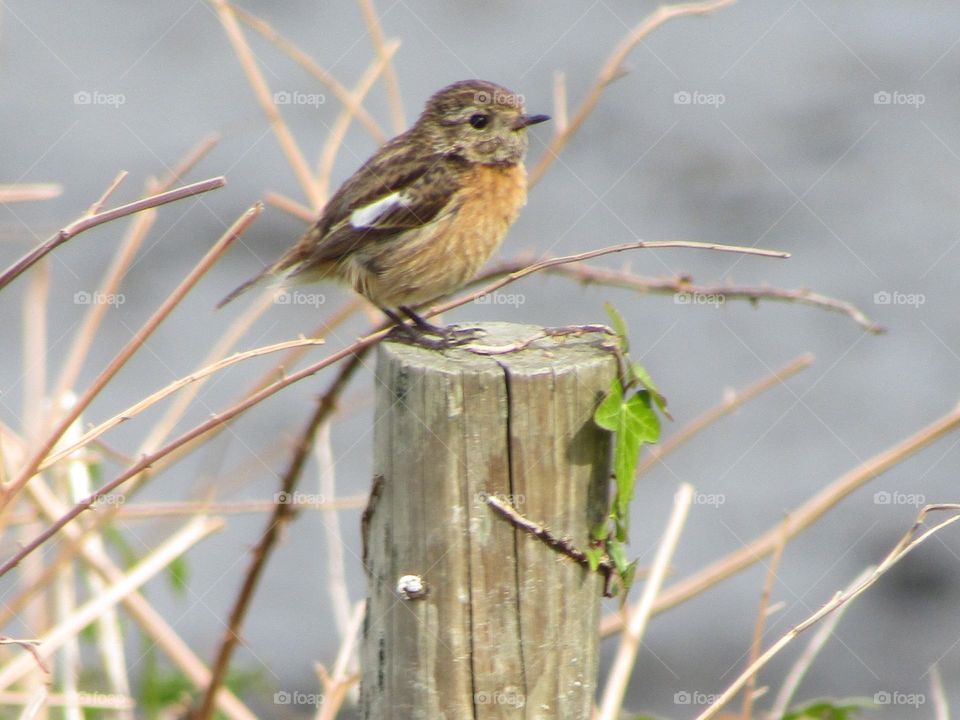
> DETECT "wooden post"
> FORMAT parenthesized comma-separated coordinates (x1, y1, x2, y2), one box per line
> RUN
(362, 322, 615, 719)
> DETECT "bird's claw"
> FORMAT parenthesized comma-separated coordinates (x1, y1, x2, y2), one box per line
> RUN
(388, 323, 486, 349)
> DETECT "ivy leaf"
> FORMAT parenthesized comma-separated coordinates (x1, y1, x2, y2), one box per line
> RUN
(590, 521, 609, 541)
(607, 539, 629, 574)
(594, 376, 625, 432)
(584, 546, 603, 572)
(631, 361, 671, 419)
(604, 302, 629, 353)
(620, 560, 638, 593)
(595, 381, 661, 539)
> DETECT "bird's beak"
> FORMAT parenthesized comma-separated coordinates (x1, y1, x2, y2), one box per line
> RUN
(512, 113, 551, 130)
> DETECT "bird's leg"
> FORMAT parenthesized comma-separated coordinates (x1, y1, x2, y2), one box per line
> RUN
(379, 307, 439, 347)
(400, 306, 487, 346)
(379, 306, 484, 349)
(381, 307, 411, 330)
(398, 306, 446, 335)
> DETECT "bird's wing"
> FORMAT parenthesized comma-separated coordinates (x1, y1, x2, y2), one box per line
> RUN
(281, 148, 466, 275)
(217, 140, 464, 307)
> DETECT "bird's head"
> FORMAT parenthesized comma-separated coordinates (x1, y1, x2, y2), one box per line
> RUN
(415, 79, 550, 165)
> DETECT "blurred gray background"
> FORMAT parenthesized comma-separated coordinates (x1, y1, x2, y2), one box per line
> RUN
(1, 1, 958, 717)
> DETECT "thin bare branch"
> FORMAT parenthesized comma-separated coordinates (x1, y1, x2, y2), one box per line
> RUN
(433, 240, 787, 317)
(316, 421, 352, 641)
(741, 518, 788, 720)
(0, 639, 46, 676)
(264, 190, 316, 222)
(41, 338, 323, 470)
(638, 354, 813, 476)
(486, 496, 615, 587)
(316, 601, 365, 719)
(210, 0, 323, 208)
(696, 505, 960, 720)
(602, 402, 960, 636)
(551, 263, 884, 333)
(765, 568, 871, 720)
(552, 71, 568, 134)
(356, 0, 405, 132)
(229, 3, 385, 142)
(86, 171, 128, 215)
(317, 38, 401, 198)
(530, 0, 737, 186)
(598, 484, 694, 719)
(53, 213, 148, 400)
(0, 176, 225, 293)
(54, 138, 221, 400)
(0, 516, 224, 692)
(195, 350, 368, 720)
(21, 261, 49, 442)
(153, 134, 221, 192)
(115, 296, 363, 483)
(0, 184, 62, 203)
(0, 202, 259, 514)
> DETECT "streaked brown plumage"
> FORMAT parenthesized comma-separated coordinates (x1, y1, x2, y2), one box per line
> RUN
(218, 79, 549, 343)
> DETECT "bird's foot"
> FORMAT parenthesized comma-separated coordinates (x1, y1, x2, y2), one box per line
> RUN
(387, 322, 485, 349)
(383, 306, 486, 349)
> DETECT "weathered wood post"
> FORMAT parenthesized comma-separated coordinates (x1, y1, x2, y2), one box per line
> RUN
(362, 322, 616, 719)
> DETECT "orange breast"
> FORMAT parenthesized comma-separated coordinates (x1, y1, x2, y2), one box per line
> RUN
(353, 163, 528, 308)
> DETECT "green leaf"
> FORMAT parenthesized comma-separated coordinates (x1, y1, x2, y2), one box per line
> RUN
(590, 521, 609, 541)
(613, 391, 660, 519)
(594, 377, 625, 432)
(631, 362, 671, 419)
(604, 302, 629, 353)
(782, 697, 873, 719)
(625, 391, 661, 445)
(595, 382, 661, 539)
(589, 314, 670, 597)
(607, 539, 629, 573)
(87, 460, 103, 486)
(584, 546, 603, 572)
(167, 555, 190, 597)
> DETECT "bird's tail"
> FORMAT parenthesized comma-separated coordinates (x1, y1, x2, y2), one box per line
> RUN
(216, 266, 273, 309)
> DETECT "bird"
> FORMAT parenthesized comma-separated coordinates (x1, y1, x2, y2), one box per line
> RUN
(217, 79, 549, 347)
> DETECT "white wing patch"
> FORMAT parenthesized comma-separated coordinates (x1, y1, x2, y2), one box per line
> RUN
(349, 191, 409, 229)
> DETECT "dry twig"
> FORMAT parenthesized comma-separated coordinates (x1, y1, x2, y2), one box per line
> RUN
(229, 3, 385, 142)
(0, 176, 224, 293)
(210, 0, 323, 208)
(0, 202, 259, 515)
(194, 350, 369, 720)
(0, 184, 62, 203)
(597, 484, 694, 719)
(740, 518, 788, 720)
(765, 567, 871, 720)
(696, 505, 960, 720)
(530, 0, 737, 185)
(602, 402, 960, 636)
(356, 0, 405, 132)
(0, 239, 782, 577)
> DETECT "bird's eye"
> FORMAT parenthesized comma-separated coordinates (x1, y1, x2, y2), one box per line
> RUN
(468, 113, 490, 129)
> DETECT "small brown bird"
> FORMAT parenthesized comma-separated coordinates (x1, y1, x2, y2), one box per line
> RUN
(218, 79, 549, 345)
